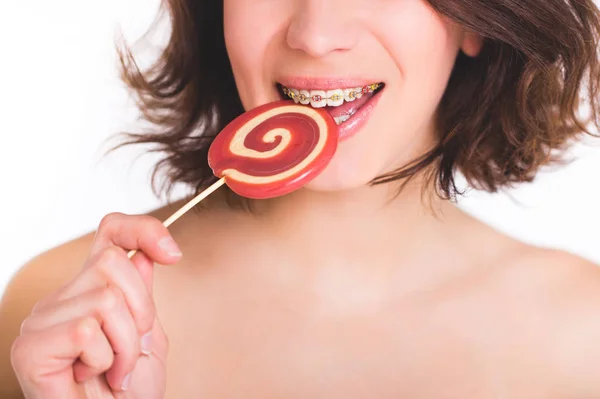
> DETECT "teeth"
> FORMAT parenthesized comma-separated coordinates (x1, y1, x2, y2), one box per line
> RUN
(298, 90, 310, 105)
(333, 114, 351, 125)
(290, 88, 300, 104)
(343, 88, 356, 102)
(354, 87, 364, 99)
(309, 90, 327, 108)
(281, 83, 381, 108)
(326, 89, 344, 107)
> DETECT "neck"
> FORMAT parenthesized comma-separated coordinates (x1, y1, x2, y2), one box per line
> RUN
(258, 175, 434, 221)
(240, 175, 478, 306)
(253, 174, 466, 265)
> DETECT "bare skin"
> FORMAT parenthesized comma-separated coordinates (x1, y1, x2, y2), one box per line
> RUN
(2, 0, 600, 396)
(2, 180, 600, 398)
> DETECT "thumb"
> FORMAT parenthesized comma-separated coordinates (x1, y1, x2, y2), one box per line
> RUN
(126, 317, 169, 399)
(148, 316, 169, 364)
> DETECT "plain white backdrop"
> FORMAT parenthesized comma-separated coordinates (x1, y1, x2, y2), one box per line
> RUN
(0, 0, 599, 297)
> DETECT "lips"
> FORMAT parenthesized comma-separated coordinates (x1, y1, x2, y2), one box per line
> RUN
(276, 79, 385, 140)
(324, 90, 375, 118)
(335, 87, 383, 141)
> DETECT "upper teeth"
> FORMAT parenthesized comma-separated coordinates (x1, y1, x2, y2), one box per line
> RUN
(282, 83, 381, 108)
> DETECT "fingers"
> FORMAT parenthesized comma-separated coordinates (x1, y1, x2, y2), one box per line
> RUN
(11, 317, 117, 394)
(91, 213, 182, 264)
(71, 319, 116, 385)
(45, 246, 157, 336)
(21, 286, 143, 390)
(11, 212, 175, 397)
(88, 212, 182, 297)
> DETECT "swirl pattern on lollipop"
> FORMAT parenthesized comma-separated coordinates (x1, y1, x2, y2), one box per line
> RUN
(208, 101, 338, 199)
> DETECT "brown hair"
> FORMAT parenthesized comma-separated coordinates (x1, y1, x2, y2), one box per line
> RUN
(113, 0, 600, 205)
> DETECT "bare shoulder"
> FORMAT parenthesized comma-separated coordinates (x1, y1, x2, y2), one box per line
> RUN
(0, 230, 96, 396)
(499, 246, 600, 397)
(0, 200, 187, 396)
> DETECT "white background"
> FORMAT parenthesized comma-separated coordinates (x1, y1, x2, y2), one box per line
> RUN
(1, 1, 599, 297)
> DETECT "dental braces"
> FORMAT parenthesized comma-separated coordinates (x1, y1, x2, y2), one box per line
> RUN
(282, 83, 381, 103)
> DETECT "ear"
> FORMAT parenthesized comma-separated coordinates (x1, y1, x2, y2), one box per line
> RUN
(460, 31, 484, 57)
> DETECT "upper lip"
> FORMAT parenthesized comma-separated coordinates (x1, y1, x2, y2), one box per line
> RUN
(277, 76, 383, 91)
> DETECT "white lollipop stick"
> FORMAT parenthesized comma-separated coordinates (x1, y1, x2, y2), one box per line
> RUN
(127, 177, 226, 259)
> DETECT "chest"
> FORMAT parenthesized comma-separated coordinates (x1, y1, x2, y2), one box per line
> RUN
(163, 317, 492, 397)
(156, 296, 552, 397)
(152, 257, 558, 398)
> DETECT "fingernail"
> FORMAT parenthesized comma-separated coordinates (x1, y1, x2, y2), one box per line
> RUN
(122, 373, 132, 391)
(141, 331, 152, 355)
(158, 237, 182, 257)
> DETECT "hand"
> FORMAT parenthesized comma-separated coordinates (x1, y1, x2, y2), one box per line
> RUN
(10, 213, 182, 398)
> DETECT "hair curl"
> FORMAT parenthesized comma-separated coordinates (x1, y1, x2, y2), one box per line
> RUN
(113, 0, 600, 205)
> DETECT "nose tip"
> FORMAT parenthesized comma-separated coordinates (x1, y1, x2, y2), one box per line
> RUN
(286, 2, 358, 58)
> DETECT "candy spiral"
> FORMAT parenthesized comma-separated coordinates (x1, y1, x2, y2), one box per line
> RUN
(208, 101, 338, 199)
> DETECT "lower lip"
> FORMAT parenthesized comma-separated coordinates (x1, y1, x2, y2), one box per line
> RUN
(335, 88, 384, 142)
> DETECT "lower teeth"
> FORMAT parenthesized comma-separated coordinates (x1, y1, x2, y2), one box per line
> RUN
(333, 114, 351, 125)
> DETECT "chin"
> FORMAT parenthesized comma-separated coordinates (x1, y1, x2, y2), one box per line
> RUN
(301, 157, 382, 193)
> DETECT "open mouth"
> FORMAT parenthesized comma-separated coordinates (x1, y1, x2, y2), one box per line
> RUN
(276, 82, 385, 127)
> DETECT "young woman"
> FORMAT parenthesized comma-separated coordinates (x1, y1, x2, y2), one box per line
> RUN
(2, 0, 600, 397)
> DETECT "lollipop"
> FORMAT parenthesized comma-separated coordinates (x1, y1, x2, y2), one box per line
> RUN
(128, 100, 337, 258)
(208, 100, 338, 199)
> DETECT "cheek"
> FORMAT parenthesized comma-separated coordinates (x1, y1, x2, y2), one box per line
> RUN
(338, 7, 463, 174)
(223, 1, 260, 79)
(374, 5, 461, 139)
(224, 0, 287, 108)
(374, 2, 461, 92)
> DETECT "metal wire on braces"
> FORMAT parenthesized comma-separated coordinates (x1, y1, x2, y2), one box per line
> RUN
(282, 83, 381, 103)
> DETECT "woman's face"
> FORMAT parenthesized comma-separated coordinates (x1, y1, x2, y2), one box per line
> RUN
(223, 0, 482, 192)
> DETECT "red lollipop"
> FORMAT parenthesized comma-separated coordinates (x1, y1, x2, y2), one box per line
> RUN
(208, 100, 338, 199)
(127, 100, 337, 258)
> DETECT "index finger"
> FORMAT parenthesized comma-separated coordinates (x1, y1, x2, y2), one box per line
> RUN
(89, 213, 182, 266)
